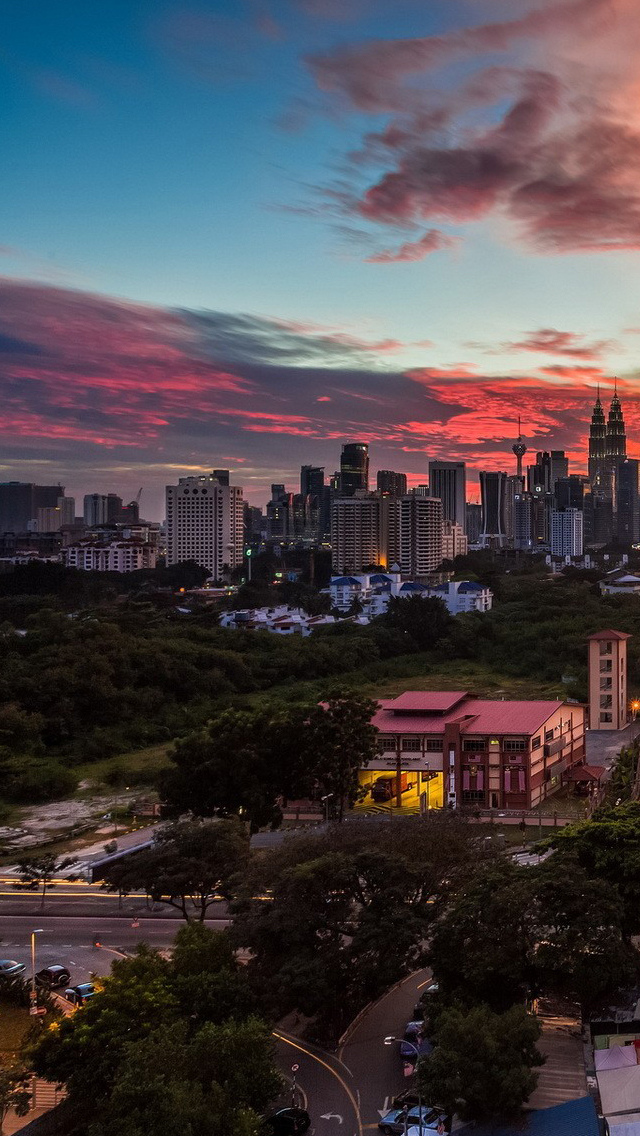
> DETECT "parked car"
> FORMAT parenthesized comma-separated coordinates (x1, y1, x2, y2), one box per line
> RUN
(0, 960, 26, 979)
(378, 1105, 448, 1134)
(400, 1021, 432, 1063)
(265, 1108, 311, 1136)
(413, 983, 439, 1019)
(37, 965, 71, 988)
(64, 983, 95, 1006)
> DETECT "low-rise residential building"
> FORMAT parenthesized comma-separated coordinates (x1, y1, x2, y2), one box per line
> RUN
(219, 605, 341, 636)
(328, 570, 492, 616)
(599, 568, 640, 596)
(63, 540, 158, 572)
(361, 690, 586, 811)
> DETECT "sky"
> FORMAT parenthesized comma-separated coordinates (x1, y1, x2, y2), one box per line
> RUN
(2, 0, 640, 516)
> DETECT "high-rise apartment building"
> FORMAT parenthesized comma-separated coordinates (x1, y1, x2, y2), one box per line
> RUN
(377, 470, 408, 496)
(300, 466, 329, 538)
(442, 520, 468, 560)
(550, 508, 583, 557)
(331, 495, 382, 573)
(479, 471, 507, 548)
(465, 503, 482, 544)
(165, 471, 243, 577)
(340, 443, 369, 496)
(397, 495, 443, 577)
(428, 462, 466, 531)
(36, 495, 75, 533)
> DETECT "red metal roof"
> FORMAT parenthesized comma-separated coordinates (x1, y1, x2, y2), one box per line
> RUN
(587, 629, 631, 641)
(387, 691, 468, 713)
(373, 694, 572, 736)
(565, 764, 605, 781)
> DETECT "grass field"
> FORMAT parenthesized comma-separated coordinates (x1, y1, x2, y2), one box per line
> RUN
(73, 743, 173, 792)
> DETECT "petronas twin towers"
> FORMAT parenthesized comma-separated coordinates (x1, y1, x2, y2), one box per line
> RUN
(588, 386, 626, 491)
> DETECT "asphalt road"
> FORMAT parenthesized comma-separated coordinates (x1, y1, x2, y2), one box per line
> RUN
(275, 1030, 362, 1136)
(339, 969, 434, 1129)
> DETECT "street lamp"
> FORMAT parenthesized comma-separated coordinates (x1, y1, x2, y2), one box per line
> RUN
(384, 1037, 423, 1136)
(321, 793, 334, 824)
(30, 929, 44, 1016)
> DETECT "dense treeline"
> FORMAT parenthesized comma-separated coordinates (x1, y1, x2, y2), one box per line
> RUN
(3, 560, 640, 802)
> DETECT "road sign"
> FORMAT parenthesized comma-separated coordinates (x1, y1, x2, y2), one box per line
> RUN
(291, 1064, 299, 1073)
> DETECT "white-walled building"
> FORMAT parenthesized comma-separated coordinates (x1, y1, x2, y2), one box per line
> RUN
(328, 570, 492, 616)
(442, 520, 468, 560)
(165, 471, 244, 578)
(64, 540, 158, 572)
(550, 507, 583, 558)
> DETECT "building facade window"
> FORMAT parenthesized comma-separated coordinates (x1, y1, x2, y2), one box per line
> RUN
(401, 738, 421, 752)
(463, 738, 486, 751)
(380, 736, 396, 752)
(503, 739, 526, 752)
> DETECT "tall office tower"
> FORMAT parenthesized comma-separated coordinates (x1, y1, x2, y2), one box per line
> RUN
(340, 442, 369, 496)
(413, 484, 431, 497)
(244, 503, 264, 541)
(165, 471, 244, 577)
(616, 458, 640, 545)
(57, 496, 75, 526)
(331, 495, 382, 573)
(512, 419, 527, 482)
(550, 508, 584, 557)
(212, 469, 230, 486)
(503, 475, 523, 540)
(479, 471, 508, 548)
(106, 494, 123, 522)
(555, 477, 584, 511)
(588, 390, 607, 489)
(0, 482, 62, 533)
(35, 497, 74, 532)
(428, 462, 466, 531)
(300, 465, 324, 498)
(606, 384, 626, 470)
(266, 485, 293, 540)
(397, 495, 443, 577)
(465, 503, 482, 544)
(550, 451, 569, 485)
(84, 494, 108, 526)
(377, 470, 408, 496)
(513, 492, 534, 551)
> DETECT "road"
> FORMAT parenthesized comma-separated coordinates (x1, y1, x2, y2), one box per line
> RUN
(339, 969, 434, 1129)
(275, 1031, 362, 1136)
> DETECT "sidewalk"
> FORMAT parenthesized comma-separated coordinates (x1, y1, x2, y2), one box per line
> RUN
(528, 1001, 587, 1110)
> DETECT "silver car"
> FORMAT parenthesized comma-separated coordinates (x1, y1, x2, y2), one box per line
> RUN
(0, 959, 26, 979)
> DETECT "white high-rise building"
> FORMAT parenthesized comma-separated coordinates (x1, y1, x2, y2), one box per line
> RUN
(165, 471, 244, 578)
(398, 495, 443, 577)
(550, 507, 583, 558)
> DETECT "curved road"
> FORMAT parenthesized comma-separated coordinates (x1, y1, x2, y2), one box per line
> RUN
(339, 969, 433, 1129)
(275, 1031, 362, 1136)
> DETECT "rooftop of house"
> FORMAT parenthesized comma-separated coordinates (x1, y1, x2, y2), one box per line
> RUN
(587, 629, 631, 641)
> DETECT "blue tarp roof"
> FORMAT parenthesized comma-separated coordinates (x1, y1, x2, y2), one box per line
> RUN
(461, 1096, 600, 1136)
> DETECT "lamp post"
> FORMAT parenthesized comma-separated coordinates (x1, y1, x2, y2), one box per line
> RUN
(246, 547, 252, 583)
(321, 793, 334, 825)
(384, 1037, 423, 1136)
(30, 929, 44, 1016)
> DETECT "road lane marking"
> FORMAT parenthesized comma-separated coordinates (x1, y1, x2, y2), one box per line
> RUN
(273, 1032, 362, 1136)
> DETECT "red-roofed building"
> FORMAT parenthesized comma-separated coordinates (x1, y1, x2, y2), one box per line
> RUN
(361, 691, 586, 811)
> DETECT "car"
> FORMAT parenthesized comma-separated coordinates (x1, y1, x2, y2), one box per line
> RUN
(64, 983, 95, 1006)
(264, 1108, 311, 1136)
(0, 959, 26, 979)
(413, 983, 439, 1019)
(378, 1105, 448, 1134)
(36, 965, 71, 988)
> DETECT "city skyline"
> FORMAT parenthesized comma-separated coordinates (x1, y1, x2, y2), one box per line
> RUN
(3, 1, 640, 512)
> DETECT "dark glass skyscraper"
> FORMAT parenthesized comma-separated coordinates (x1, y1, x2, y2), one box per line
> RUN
(340, 443, 369, 496)
(479, 471, 507, 548)
(588, 391, 607, 489)
(377, 470, 407, 496)
(428, 461, 466, 531)
(617, 458, 640, 545)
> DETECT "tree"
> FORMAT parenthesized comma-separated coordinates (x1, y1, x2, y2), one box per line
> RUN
(30, 928, 280, 1134)
(304, 693, 381, 821)
(0, 1067, 31, 1136)
(161, 707, 308, 831)
(380, 594, 453, 651)
(417, 1003, 544, 1124)
(13, 853, 77, 909)
(103, 819, 249, 921)
(545, 801, 640, 935)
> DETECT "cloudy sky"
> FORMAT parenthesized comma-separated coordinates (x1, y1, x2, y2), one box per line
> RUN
(3, 0, 640, 515)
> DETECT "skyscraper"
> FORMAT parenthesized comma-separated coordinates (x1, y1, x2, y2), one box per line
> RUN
(588, 390, 607, 489)
(428, 462, 466, 531)
(550, 508, 583, 558)
(165, 471, 243, 577)
(397, 495, 443, 577)
(340, 443, 369, 496)
(616, 458, 640, 545)
(512, 419, 527, 482)
(331, 495, 382, 573)
(479, 471, 507, 548)
(0, 482, 62, 533)
(300, 466, 324, 499)
(377, 470, 408, 496)
(606, 384, 626, 472)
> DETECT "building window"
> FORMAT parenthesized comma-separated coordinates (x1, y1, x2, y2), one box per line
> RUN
(425, 738, 443, 752)
(600, 712, 613, 723)
(544, 728, 554, 742)
(402, 738, 421, 752)
(531, 735, 541, 750)
(463, 739, 486, 751)
(379, 736, 396, 752)
(503, 739, 526, 752)
(462, 790, 485, 802)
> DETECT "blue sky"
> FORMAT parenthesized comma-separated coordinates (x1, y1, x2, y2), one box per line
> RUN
(1, 0, 640, 513)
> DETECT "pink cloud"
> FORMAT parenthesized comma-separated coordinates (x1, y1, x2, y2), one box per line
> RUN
(366, 228, 459, 263)
(506, 328, 615, 359)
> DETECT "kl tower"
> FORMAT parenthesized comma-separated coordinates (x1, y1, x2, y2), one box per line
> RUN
(512, 417, 527, 487)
